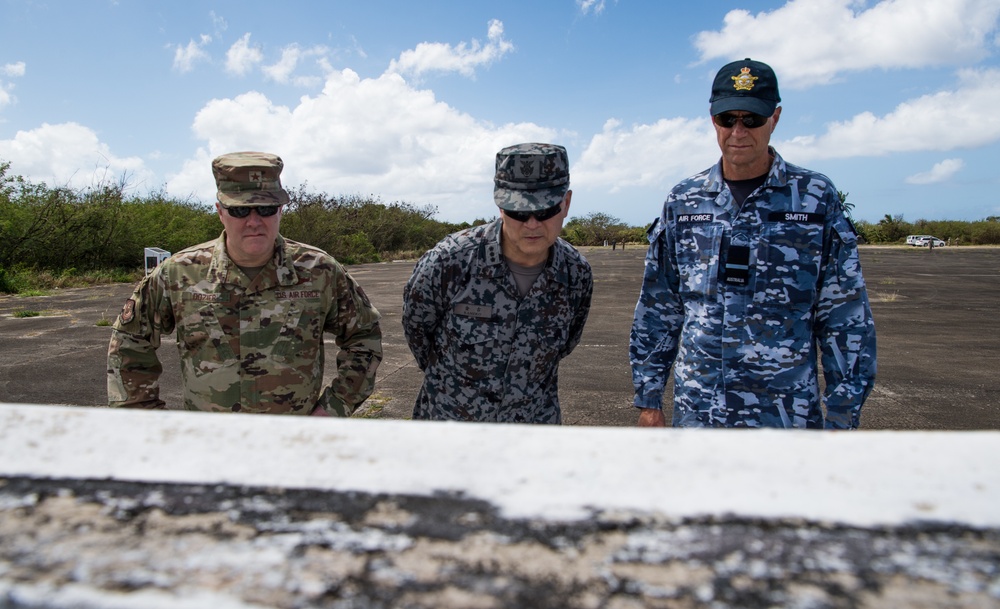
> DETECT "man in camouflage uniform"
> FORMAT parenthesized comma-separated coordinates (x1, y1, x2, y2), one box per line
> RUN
(630, 59, 876, 429)
(107, 151, 382, 415)
(403, 143, 593, 423)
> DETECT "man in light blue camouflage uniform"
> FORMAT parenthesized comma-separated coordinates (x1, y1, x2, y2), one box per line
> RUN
(630, 59, 876, 429)
(403, 143, 593, 423)
(107, 151, 382, 415)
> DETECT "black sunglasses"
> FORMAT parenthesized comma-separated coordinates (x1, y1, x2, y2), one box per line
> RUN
(221, 205, 281, 218)
(713, 112, 770, 129)
(503, 203, 562, 223)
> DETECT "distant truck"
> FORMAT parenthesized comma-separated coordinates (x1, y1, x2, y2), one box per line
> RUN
(915, 236, 946, 248)
(906, 234, 933, 246)
(907, 235, 946, 248)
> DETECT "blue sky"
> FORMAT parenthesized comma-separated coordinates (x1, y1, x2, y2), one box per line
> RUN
(2, 0, 999, 226)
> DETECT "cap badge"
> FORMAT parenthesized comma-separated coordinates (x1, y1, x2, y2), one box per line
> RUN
(519, 160, 535, 177)
(249, 170, 263, 182)
(732, 66, 758, 91)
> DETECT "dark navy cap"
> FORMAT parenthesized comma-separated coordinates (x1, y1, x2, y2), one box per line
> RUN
(709, 58, 781, 117)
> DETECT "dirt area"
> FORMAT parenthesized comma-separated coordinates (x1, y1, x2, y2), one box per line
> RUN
(1, 245, 997, 429)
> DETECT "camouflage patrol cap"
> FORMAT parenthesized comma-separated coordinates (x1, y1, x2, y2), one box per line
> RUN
(709, 58, 781, 117)
(493, 143, 570, 212)
(212, 151, 290, 207)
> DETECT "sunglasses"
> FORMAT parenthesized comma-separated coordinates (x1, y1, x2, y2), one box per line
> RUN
(503, 203, 563, 223)
(713, 113, 770, 129)
(221, 205, 281, 218)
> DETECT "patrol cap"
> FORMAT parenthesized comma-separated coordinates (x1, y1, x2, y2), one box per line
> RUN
(709, 58, 781, 117)
(493, 143, 570, 212)
(212, 151, 290, 207)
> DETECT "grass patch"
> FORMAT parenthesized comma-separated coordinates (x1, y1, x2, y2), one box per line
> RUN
(353, 393, 390, 419)
(879, 278, 897, 286)
(13, 309, 41, 318)
(0, 266, 143, 295)
(870, 291, 900, 303)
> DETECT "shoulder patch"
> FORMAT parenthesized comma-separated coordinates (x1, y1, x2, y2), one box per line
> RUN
(120, 298, 136, 324)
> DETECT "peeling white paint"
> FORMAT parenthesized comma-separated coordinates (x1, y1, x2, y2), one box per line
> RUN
(2, 403, 997, 527)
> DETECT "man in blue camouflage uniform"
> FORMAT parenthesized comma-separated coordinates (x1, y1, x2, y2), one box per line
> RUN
(108, 151, 383, 415)
(403, 143, 593, 423)
(630, 59, 876, 429)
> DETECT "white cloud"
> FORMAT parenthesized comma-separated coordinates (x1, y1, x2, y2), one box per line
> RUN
(262, 45, 330, 87)
(1, 62, 26, 109)
(778, 68, 1000, 161)
(574, 118, 717, 193)
(2, 62, 26, 77)
(172, 35, 212, 73)
(226, 33, 263, 76)
(387, 19, 514, 80)
(577, 0, 606, 15)
(0, 123, 154, 190)
(905, 158, 965, 184)
(350, 35, 368, 60)
(166, 69, 555, 221)
(210, 11, 227, 36)
(695, 0, 1000, 88)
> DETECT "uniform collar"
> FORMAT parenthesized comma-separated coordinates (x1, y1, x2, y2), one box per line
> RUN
(207, 232, 298, 290)
(483, 219, 505, 267)
(706, 146, 789, 193)
(479, 218, 570, 287)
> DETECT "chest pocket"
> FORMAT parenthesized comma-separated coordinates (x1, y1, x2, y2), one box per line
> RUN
(272, 298, 324, 362)
(675, 223, 724, 297)
(753, 221, 823, 308)
(443, 314, 499, 382)
(176, 301, 237, 373)
(527, 324, 569, 385)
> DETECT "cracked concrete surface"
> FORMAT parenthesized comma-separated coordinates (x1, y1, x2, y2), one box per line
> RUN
(1, 403, 999, 608)
(2, 478, 999, 608)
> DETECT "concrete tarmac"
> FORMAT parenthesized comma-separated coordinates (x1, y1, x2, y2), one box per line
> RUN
(1, 245, 997, 429)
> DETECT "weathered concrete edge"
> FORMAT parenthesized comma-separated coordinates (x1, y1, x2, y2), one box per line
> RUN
(2, 403, 998, 528)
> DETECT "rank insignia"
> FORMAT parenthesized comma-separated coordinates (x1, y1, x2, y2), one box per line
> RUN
(732, 66, 758, 91)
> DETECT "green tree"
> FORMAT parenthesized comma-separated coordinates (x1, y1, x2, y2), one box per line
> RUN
(876, 214, 911, 243)
(562, 212, 629, 246)
(838, 190, 856, 221)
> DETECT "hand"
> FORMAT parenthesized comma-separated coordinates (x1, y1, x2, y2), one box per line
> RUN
(637, 408, 666, 427)
(310, 406, 330, 417)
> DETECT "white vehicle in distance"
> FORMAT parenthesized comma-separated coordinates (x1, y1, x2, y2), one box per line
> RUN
(906, 234, 934, 246)
(914, 236, 946, 248)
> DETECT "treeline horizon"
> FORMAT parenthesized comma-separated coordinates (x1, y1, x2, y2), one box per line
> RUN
(1, 161, 998, 294)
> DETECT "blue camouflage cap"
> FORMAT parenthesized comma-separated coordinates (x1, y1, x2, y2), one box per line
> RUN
(213, 151, 290, 207)
(493, 143, 570, 212)
(709, 58, 781, 117)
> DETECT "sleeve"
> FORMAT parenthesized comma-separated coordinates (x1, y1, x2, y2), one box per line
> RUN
(321, 268, 383, 417)
(559, 256, 593, 360)
(107, 269, 173, 409)
(629, 218, 686, 410)
(815, 201, 878, 429)
(401, 248, 447, 371)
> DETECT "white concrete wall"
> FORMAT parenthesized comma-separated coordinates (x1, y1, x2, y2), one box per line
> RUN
(2, 403, 999, 608)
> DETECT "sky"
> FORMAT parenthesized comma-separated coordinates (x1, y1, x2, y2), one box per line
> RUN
(1, 0, 999, 227)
